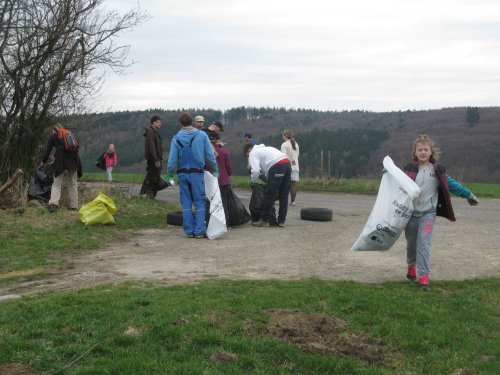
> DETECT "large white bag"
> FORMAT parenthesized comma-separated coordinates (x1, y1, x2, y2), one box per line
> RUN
(204, 171, 227, 240)
(351, 156, 420, 251)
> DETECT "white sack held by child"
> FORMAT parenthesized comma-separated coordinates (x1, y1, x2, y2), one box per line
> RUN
(352, 156, 420, 251)
(204, 171, 227, 239)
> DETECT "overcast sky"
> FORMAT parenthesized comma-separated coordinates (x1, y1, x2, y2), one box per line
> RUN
(99, 0, 500, 113)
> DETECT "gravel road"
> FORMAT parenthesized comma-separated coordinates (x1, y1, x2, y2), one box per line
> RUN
(1, 185, 499, 302)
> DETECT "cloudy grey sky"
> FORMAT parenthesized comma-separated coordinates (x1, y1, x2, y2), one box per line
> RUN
(99, 0, 500, 112)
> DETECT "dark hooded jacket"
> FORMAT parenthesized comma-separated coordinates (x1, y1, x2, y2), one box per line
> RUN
(42, 133, 82, 178)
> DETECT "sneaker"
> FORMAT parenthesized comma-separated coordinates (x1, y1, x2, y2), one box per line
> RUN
(195, 233, 206, 239)
(291, 201, 296, 206)
(277, 223, 285, 228)
(258, 220, 270, 227)
(419, 274, 430, 291)
(48, 204, 58, 213)
(186, 233, 195, 238)
(406, 265, 417, 281)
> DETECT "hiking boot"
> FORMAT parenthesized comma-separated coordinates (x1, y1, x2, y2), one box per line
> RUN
(406, 265, 417, 281)
(258, 220, 270, 227)
(48, 204, 58, 213)
(419, 274, 430, 291)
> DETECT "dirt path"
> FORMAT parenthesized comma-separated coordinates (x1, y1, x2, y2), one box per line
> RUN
(1, 186, 499, 302)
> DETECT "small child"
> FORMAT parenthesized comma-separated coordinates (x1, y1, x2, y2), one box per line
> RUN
(103, 144, 117, 182)
(403, 135, 479, 290)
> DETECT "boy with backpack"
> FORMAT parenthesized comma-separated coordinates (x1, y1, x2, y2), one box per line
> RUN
(41, 122, 82, 212)
(167, 112, 219, 238)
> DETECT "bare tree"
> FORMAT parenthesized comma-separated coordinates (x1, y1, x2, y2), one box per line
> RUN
(0, 0, 147, 185)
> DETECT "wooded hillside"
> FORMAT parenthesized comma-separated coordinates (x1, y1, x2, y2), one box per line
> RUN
(64, 106, 500, 183)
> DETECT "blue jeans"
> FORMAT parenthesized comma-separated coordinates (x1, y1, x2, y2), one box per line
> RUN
(179, 173, 206, 236)
(261, 162, 291, 225)
(405, 211, 436, 277)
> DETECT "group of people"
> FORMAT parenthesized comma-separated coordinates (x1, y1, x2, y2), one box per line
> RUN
(40, 116, 479, 291)
(140, 112, 303, 238)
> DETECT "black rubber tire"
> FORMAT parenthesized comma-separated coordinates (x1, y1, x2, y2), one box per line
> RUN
(300, 207, 333, 222)
(166, 210, 183, 226)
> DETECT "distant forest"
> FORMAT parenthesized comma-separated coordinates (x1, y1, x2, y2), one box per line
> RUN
(64, 106, 500, 183)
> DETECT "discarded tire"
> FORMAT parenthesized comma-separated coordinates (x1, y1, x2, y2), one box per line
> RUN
(300, 207, 333, 222)
(166, 210, 183, 226)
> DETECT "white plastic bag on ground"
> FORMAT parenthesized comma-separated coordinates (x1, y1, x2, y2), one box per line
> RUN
(204, 171, 227, 239)
(351, 156, 420, 251)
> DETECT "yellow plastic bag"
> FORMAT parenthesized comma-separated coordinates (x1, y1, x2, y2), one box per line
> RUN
(79, 192, 117, 226)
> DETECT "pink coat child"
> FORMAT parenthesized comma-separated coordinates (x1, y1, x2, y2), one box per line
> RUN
(103, 144, 118, 182)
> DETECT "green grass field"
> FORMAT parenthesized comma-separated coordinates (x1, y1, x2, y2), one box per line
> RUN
(1, 279, 498, 374)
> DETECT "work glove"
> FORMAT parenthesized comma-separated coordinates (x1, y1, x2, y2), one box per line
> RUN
(467, 193, 479, 206)
(165, 173, 175, 187)
(213, 170, 219, 178)
(154, 160, 161, 169)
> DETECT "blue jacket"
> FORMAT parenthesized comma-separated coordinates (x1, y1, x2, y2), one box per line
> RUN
(167, 128, 218, 175)
(404, 160, 471, 222)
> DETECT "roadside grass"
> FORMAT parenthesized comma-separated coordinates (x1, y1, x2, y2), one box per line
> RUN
(0, 184, 176, 279)
(0, 278, 498, 374)
(82, 173, 500, 197)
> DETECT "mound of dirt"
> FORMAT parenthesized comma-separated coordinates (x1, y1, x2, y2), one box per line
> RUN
(245, 309, 393, 365)
(0, 364, 38, 375)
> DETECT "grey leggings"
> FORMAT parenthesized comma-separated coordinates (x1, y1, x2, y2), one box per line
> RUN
(405, 211, 437, 277)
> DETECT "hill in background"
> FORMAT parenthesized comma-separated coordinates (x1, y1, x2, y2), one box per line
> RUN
(65, 106, 500, 183)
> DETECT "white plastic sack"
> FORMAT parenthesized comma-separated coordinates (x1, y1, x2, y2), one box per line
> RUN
(204, 171, 227, 240)
(351, 156, 421, 251)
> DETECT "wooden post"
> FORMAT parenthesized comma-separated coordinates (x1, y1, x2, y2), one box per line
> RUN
(328, 151, 331, 179)
(320, 150, 324, 178)
(0, 169, 23, 195)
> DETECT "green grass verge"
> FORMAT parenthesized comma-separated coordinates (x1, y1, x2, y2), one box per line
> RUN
(0, 186, 176, 278)
(83, 173, 500, 197)
(0, 278, 498, 374)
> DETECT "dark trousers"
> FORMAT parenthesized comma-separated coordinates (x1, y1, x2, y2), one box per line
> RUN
(219, 184, 231, 227)
(261, 162, 291, 225)
(146, 159, 161, 198)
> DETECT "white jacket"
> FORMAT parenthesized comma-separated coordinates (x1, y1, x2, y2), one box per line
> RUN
(248, 144, 288, 183)
(281, 140, 299, 172)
